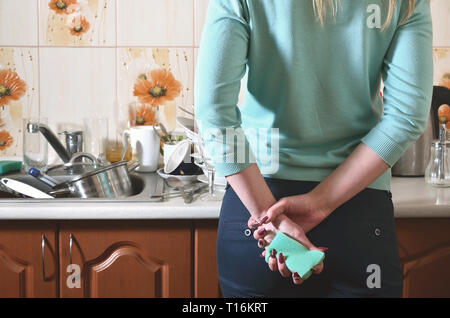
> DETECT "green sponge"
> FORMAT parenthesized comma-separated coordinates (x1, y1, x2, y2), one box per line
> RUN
(265, 232, 325, 280)
(0, 161, 22, 176)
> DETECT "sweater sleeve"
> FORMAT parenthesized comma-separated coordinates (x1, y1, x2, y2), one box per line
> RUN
(194, 0, 253, 177)
(361, 0, 434, 167)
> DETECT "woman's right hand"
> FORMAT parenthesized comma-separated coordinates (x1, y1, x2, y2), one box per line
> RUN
(249, 214, 325, 284)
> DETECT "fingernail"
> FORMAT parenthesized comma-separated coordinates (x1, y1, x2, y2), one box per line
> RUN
(318, 247, 328, 252)
(251, 221, 259, 228)
(259, 216, 268, 225)
(278, 252, 284, 264)
(271, 249, 276, 258)
(257, 228, 266, 236)
(293, 272, 301, 280)
(258, 239, 264, 247)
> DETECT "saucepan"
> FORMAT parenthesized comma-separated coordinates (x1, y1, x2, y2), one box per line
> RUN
(49, 153, 140, 199)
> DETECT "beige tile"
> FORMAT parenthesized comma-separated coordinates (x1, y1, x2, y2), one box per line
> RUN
(430, 0, 450, 47)
(194, 0, 209, 47)
(0, 0, 38, 46)
(118, 47, 194, 131)
(0, 47, 39, 159)
(433, 48, 450, 88)
(117, 0, 194, 47)
(39, 47, 116, 162)
(39, 0, 116, 46)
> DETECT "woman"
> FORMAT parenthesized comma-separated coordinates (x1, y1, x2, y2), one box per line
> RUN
(194, 0, 433, 298)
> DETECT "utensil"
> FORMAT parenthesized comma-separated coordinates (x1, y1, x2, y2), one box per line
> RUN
(28, 168, 58, 188)
(150, 175, 165, 202)
(179, 106, 195, 117)
(150, 183, 207, 200)
(49, 153, 140, 198)
(0, 178, 54, 199)
(159, 123, 172, 144)
(166, 177, 192, 204)
(122, 126, 160, 172)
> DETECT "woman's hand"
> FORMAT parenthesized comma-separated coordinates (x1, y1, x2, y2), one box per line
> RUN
(249, 214, 326, 285)
(264, 192, 332, 233)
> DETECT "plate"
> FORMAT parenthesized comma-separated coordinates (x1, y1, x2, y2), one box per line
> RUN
(157, 168, 201, 183)
(197, 174, 227, 187)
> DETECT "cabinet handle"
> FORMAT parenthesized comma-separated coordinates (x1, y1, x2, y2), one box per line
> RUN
(69, 233, 73, 265)
(41, 234, 46, 280)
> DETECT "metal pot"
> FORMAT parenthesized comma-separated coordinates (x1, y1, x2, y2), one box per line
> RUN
(50, 155, 139, 198)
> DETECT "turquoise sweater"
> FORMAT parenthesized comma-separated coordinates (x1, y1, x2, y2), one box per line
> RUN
(194, 0, 433, 190)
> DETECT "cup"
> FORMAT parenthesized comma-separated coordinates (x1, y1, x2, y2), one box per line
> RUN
(83, 117, 109, 161)
(23, 117, 48, 172)
(122, 126, 160, 172)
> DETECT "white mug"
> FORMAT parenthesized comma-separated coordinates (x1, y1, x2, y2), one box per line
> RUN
(122, 126, 160, 172)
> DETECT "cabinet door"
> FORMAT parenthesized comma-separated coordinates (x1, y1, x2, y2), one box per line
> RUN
(396, 218, 450, 298)
(0, 221, 58, 298)
(194, 221, 221, 297)
(59, 221, 192, 298)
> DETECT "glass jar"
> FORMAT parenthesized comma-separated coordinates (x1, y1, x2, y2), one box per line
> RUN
(425, 140, 450, 187)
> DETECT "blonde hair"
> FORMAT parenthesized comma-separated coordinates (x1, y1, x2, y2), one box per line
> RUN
(313, 0, 416, 29)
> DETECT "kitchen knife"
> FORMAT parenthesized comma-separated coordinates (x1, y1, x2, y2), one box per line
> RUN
(1, 178, 54, 199)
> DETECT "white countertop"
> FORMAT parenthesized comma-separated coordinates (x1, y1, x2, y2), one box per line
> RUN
(0, 175, 449, 220)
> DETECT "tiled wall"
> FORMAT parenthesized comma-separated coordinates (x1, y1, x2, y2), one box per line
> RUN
(0, 0, 448, 163)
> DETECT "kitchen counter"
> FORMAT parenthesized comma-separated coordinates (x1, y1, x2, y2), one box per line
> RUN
(0, 174, 449, 220)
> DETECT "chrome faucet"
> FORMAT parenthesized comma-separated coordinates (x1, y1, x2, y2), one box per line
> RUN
(26, 123, 72, 163)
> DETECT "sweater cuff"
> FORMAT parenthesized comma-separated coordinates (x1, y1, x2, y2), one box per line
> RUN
(361, 127, 406, 167)
(213, 162, 253, 177)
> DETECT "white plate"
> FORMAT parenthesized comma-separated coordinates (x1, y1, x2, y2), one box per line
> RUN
(197, 174, 227, 187)
(157, 168, 201, 183)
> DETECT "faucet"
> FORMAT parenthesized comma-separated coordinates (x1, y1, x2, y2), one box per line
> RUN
(26, 122, 72, 163)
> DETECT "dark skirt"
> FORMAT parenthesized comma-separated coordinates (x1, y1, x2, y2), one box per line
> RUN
(217, 178, 403, 298)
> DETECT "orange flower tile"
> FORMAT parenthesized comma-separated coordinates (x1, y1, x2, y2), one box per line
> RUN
(131, 105, 157, 126)
(48, 0, 78, 15)
(0, 130, 13, 150)
(69, 15, 90, 35)
(133, 69, 182, 106)
(0, 69, 27, 107)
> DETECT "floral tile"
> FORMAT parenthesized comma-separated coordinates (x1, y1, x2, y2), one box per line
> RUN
(118, 47, 194, 132)
(0, 0, 38, 46)
(39, 0, 116, 46)
(0, 47, 39, 159)
(117, 0, 194, 47)
(433, 48, 450, 89)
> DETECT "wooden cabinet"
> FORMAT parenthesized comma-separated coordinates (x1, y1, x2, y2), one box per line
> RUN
(0, 222, 58, 298)
(396, 218, 450, 298)
(59, 221, 191, 298)
(0, 218, 448, 298)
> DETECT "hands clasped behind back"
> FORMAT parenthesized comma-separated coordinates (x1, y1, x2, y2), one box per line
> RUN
(248, 193, 330, 284)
